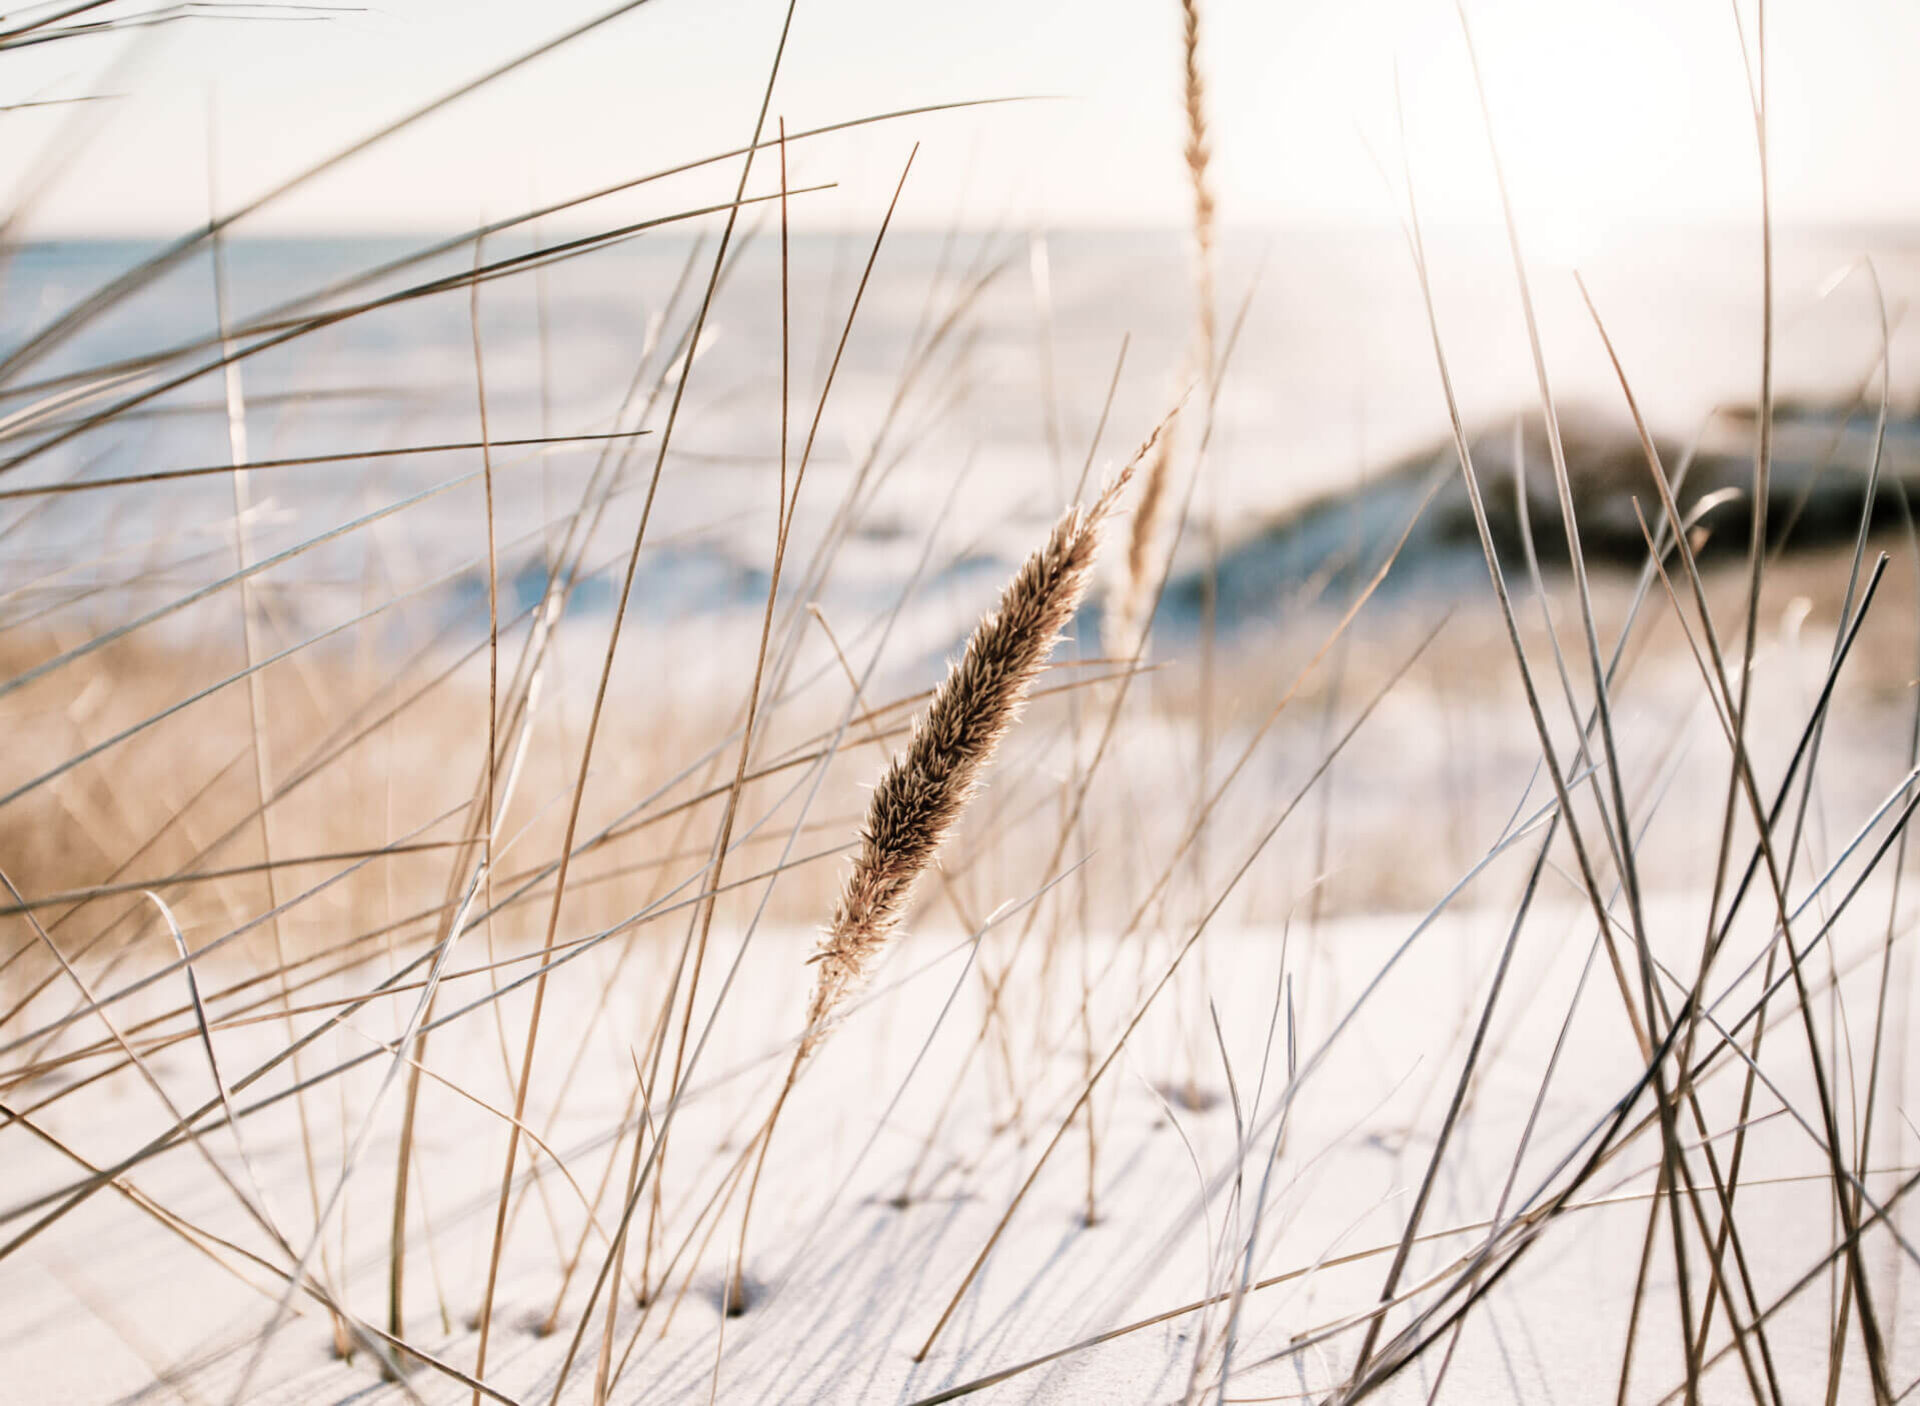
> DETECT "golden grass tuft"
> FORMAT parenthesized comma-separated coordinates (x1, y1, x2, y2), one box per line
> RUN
(801, 468, 1132, 1056)
(1106, 0, 1217, 663)
(724, 468, 1132, 1316)
(1179, 0, 1216, 370)
(1106, 429, 1175, 661)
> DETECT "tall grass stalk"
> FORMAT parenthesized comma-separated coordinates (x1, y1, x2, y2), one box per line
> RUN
(725, 465, 1133, 1315)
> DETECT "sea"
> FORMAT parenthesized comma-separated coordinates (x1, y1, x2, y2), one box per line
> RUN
(4, 223, 1918, 647)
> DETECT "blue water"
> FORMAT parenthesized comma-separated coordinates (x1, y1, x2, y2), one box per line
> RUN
(3, 224, 1915, 645)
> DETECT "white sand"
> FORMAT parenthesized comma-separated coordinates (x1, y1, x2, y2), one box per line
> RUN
(7, 882, 1918, 1405)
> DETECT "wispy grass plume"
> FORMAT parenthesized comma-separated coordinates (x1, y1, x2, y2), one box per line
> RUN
(724, 465, 1132, 1316)
(1106, 0, 1216, 662)
(804, 468, 1131, 1054)
(1179, 0, 1217, 373)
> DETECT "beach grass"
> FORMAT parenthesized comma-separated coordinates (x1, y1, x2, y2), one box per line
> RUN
(4, 3, 1920, 1404)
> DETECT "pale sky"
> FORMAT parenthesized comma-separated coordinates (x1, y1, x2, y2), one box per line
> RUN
(2, 0, 1918, 248)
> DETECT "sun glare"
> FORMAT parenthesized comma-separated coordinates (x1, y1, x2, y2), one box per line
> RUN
(8, 5, 1920, 1405)
(1370, 1, 1738, 261)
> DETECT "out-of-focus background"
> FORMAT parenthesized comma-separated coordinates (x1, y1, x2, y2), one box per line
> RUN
(7, 4, 1920, 1403)
(6, 0, 1920, 912)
